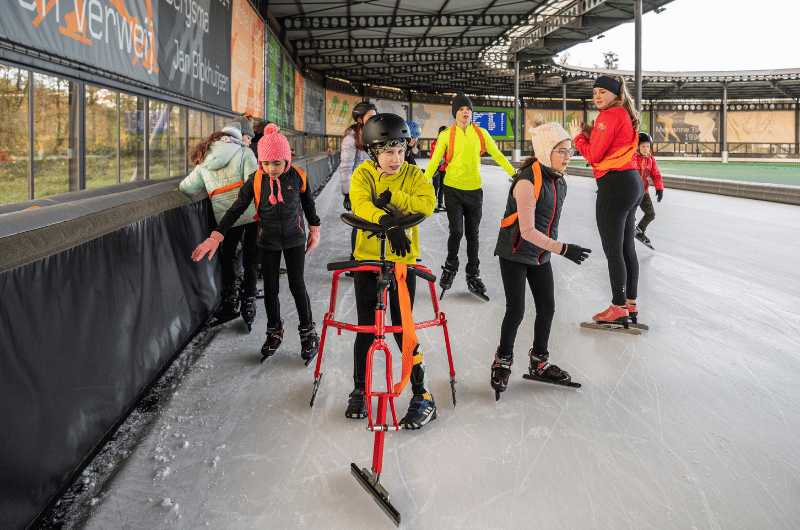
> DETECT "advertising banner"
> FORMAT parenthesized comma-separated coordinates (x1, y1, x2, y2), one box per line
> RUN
(654, 111, 718, 143)
(304, 81, 325, 135)
(326, 91, 362, 137)
(266, 33, 294, 128)
(411, 103, 452, 138)
(230, 0, 263, 116)
(728, 110, 794, 143)
(293, 68, 304, 132)
(371, 99, 409, 120)
(524, 109, 587, 141)
(473, 106, 516, 140)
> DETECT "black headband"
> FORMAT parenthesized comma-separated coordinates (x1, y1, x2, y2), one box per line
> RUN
(593, 76, 621, 96)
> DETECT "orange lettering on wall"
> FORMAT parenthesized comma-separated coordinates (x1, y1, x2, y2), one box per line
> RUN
(32, 0, 58, 28)
(59, 0, 92, 45)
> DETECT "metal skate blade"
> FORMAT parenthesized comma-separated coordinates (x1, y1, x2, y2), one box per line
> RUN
(522, 373, 582, 388)
(351, 463, 401, 527)
(629, 322, 649, 330)
(579, 322, 641, 335)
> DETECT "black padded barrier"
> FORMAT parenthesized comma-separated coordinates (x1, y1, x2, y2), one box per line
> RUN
(0, 151, 340, 530)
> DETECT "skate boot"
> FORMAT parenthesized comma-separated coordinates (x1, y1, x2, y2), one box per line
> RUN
(466, 273, 489, 302)
(593, 304, 629, 328)
(299, 323, 320, 366)
(399, 393, 437, 430)
(491, 348, 513, 401)
(626, 302, 638, 324)
(240, 295, 257, 333)
(635, 226, 653, 248)
(345, 388, 367, 419)
(260, 319, 284, 362)
(209, 285, 240, 327)
(438, 261, 458, 299)
(523, 350, 580, 388)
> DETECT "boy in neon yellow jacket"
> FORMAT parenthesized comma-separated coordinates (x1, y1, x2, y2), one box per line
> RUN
(423, 93, 516, 300)
(347, 113, 437, 430)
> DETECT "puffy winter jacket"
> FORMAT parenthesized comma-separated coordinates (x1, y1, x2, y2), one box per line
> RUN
(216, 166, 321, 251)
(179, 140, 259, 228)
(632, 152, 664, 194)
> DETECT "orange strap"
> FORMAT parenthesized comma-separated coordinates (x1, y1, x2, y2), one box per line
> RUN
(445, 124, 486, 165)
(208, 180, 244, 197)
(295, 166, 307, 193)
(252, 170, 264, 220)
(392, 263, 419, 395)
(500, 161, 542, 228)
(593, 136, 639, 172)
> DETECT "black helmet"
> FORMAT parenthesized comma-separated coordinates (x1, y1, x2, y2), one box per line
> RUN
(638, 132, 653, 145)
(362, 113, 411, 165)
(352, 101, 378, 122)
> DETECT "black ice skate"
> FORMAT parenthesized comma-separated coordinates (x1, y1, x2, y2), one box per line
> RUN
(299, 323, 320, 366)
(522, 350, 581, 388)
(399, 394, 437, 430)
(345, 389, 367, 419)
(491, 349, 513, 401)
(625, 303, 650, 330)
(635, 226, 654, 250)
(240, 295, 257, 333)
(208, 286, 241, 327)
(438, 261, 458, 300)
(260, 320, 284, 362)
(466, 273, 489, 302)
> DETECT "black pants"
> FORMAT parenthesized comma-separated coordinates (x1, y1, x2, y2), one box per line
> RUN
(352, 271, 427, 396)
(260, 245, 313, 330)
(637, 191, 656, 231)
(498, 259, 554, 361)
(221, 222, 259, 295)
(433, 169, 446, 206)
(443, 184, 483, 276)
(596, 169, 644, 306)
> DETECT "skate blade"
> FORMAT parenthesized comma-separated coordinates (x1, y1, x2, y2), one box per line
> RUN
(522, 373, 581, 388)
(579, 322, 641, 335)
(302, 352, 317, 367)
(629, 322, 649, 330)
(208, 313, 240, 328)
(635, 238, 654, 250)
(351, 464, 401, 527)
(468, 289, 489, 302)
(495, 390, 500, 401)
(310, 373, 323, 407)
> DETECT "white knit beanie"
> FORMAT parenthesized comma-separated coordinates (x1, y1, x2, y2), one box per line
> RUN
(529, 115, 570, 169)
(220, 122, 243, 141)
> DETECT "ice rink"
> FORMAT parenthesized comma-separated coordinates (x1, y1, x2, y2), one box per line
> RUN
(78, 160, 800, 529)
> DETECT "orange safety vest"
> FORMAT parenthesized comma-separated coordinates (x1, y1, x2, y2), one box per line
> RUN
(500, 160, 543, 228)
(445, 123, 487, 166)
(252, 166, 307, 221)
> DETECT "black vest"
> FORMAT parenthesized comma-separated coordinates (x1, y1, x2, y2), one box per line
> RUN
(494, 161, 567, 265)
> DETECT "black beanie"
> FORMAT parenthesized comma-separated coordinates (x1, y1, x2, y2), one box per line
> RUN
(452, 93, 473, 118)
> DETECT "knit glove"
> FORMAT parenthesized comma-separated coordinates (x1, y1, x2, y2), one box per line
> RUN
(379, 215, 411, 257)
(191, 231, 224, 261)
(306, 225, 320, 254)
(560, 243, 591, 265)
(343, 193, 351, 211)
(372, 190, 392, 210)
(656, 189, 663, 202)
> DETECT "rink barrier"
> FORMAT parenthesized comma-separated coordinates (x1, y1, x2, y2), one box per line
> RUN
(0, 151, 340, 530)
(482, 158, 800, 206)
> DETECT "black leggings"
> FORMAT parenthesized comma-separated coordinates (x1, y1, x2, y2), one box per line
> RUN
(220, 222, 259, 295)
(260, 245, 313, 331)
(443, 185, 483, 275)
(498, 259, 554, 361)
(352, 271, 427, 395)
(596, 169, 644, 306)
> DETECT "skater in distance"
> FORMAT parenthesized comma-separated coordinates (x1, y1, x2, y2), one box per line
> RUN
(632, 132, 664, 250)
(347, 113, 438, 430)
(569, 75, 644, 329)
(491, 116, 590, 398)
(191, 124, 322, 365)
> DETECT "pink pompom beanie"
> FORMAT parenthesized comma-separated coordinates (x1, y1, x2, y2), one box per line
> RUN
(257, 124, 292, 170)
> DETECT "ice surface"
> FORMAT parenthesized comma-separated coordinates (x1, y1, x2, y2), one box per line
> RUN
(74, 160, 800, 529)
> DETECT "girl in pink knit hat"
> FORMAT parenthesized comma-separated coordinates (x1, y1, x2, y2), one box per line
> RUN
(192, 124, 322, 365)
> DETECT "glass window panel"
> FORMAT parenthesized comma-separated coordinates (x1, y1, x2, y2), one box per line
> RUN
(0, 64, 30, 204)
(188, 109, 202, 170)
(33, 73, 79, 198)
(201, 112, 214, 139)
(85, 86, 119, 188)
(170, 105, 187, 177)
(148, 99, 169, 180)
(120, 92, 145, 182)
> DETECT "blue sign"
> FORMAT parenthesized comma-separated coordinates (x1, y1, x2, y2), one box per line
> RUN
(472, 112, 506, 136)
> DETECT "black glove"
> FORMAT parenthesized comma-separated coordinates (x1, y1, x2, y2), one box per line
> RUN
(373, 190, 392, 210)
(656, 189, 663, 202)
(560, 243, 591, 265)
(379, 215, 411, 257)
(343, 193, 351, 211)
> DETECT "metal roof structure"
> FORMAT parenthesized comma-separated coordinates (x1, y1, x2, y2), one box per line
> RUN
(259, 0, 676, 97)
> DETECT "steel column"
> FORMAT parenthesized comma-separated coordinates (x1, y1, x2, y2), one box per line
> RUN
(513, 61, 520, 162)
(721, 81, 728, 163)
(562, 77, 567, 130)
(634, 0, 643, 118)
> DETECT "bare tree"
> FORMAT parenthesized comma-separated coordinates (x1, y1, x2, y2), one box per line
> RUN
(603, 51, 619, 70)
(558, 52, 571, 66)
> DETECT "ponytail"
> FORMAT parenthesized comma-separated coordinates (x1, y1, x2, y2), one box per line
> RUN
(609, 75, 641, 131)
(189, 131, 226, 165)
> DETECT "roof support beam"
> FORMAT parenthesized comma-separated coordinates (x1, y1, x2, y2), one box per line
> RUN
(278, 13, 528, 31)
(293, 35, 511, 51)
